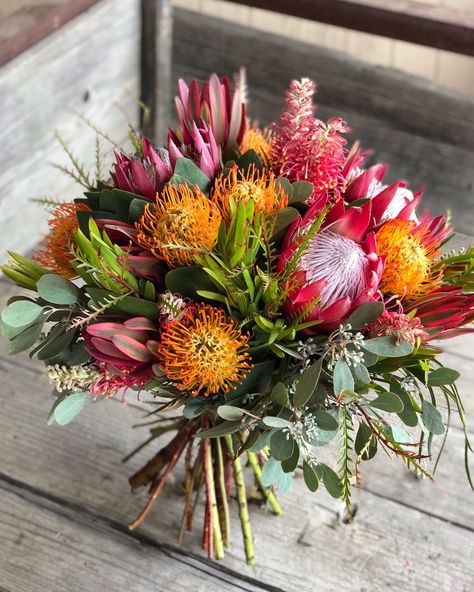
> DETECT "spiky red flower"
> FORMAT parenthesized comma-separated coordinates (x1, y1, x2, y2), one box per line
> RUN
(366, 305, 428, 345)
(271, 79, 349, 205)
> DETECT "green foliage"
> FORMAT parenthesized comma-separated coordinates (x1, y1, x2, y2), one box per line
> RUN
(169, 157, 212, 193)
(1, 252, 49, 290)
(261, 457, 284, 487)
(362, 336, 414, 358)
(48, 392, 88, 426)
(294, 357, 324, 407)
(37, 274, 81, 305)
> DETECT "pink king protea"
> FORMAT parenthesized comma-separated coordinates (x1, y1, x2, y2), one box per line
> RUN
(278, 200, 384, 331)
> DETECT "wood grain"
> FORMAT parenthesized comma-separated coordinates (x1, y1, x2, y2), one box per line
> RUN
(0, 0, 140, 264)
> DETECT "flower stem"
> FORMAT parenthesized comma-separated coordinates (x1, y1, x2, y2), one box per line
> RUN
(204, 439, 225, 560)
(247, 451, 283, 516)
(225, 435, 255, 566)
(215, 437, 231, 547)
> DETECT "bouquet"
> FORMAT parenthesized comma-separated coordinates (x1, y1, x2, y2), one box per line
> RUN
(2, 73, 473, 565)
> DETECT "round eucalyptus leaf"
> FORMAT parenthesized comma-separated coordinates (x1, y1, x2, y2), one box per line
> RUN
(303, 461, 319, 492)
(261, 457, 284, 487)
(270, 429, 295, 461)
(362, 336, 413, 358)
(2, 300, 43, 328)
(277, 472, 293, 495)
(333, 359, 354, 396)
(368, 392, 404, 413)
(421, 400, 445, 435)
(217, 405, 244, 421)
(37, 274, 81, 305)
(53, 392, 88, 426)
(263, 416, 291, 428)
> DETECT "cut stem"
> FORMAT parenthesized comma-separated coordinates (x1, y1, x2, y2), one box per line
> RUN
(204, 439, 225, 560)
(225, 435, 255, 566)
(247, 451, 283, 516)
(215, 437, 231, 547)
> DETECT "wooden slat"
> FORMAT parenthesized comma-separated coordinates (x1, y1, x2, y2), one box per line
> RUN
(226, 0, 474, 56)
(0, 351, 473, 590)
(0, 0, 102, 67)
(0, 481, 267, 592)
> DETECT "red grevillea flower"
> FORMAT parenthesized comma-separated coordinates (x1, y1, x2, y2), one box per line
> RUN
(84, 317, 158, 374)
(271, 78, 349, 205)
(90, 366, 149, 398)
(278, 201, 383, 331)
(366, 305, 429, 345)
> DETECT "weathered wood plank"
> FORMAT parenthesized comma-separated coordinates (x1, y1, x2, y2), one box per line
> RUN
(0, 480, 269, 592)
(172, 8, 474, 235)
(226, 0, 474, 56)
(0, 348, 473, 590)
(0, 0, 140, 263)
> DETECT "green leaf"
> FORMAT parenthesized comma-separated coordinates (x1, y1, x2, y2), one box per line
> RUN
(53, 392, 88, 425)
(312, 410, 338, 431)
(263, 416, 291, 428)
(217, 405, 244, 421)
(391, 382, 418, 427)
(275, 177, 292, 200)
(320, 464, 343, 498)
(347, 302, 384, 330)
(37, 274, 80, 305)
(247, 431, 271, 453)
(303, 461, 319, 492)
(421, 400, 445, 435)
(277, 472, 293, 494)
(427, 367, 460, 387)
(270, 429, 295, 461)
(170, 157, 211, 193)
(2, 300, 43, 329)
(37, 329, 76, 361)
(8, 320, 44, 354)
(229, 361, 275, 400)
(289, 181, 313, 204)
(183, 399, 208, 419)
(271, 382, 289, 407)
(350, 363, 370, 385)
(294, 357, 323, 407)
(261, 457, 284, 487)
(362, 336, 414, 358)
(129, 198, 148, 223)
(368, 392, 404, 413)
(354, 421, 377, 460)
(236, 149, 264, 173)
(196, 420, 242, 438)
(281, 443, 300, 473)
(272, 207, 300, 237)
(86, 288, 159, 320)
(165, 266, 217, 300)
(333, 359, 354, 395)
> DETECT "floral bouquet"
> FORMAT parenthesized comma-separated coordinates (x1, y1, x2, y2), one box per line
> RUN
(2, 73, 473, 565)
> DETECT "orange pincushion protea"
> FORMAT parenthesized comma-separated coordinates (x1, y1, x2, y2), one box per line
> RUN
(375, 218, 444, 298)
(34, 202, 90, 279)
(156, 304, 252, 396)
(136, 184, 221, 268)
(241, 127, 272, 167)
(212, 164, 287, 221)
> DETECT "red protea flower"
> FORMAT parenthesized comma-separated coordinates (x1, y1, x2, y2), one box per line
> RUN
(84, 317, 158, 374)
(271, 78, 349, 205)
(277, 200, 384, 331)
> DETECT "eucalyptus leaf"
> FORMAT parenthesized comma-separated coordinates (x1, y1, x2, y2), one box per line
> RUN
(271, 382, 289, 407)
(171, 157, 211, 192)
(263, 416, 291, 428)
(354, 421, 377, 460)
(196, 421, 242, 438)
(368, 392, 404, 413)
(282, 443, 300, 473)
(427, 367, 460, 387)
(277, 472, 293, 494)
(312, 410, 338, 431)
(289, 181, 313, 203)
(8, 320, 44, 354)
(294, 357, 323, 408)
(217, 405, 244, 421)
(261, 457, 284, 487)
(347, 301, 384, 330)
(362, 336, 413, 358)
(333, 359, 354, 395)
(303, 461, 319, 492)
(53, 392, 88, 426)
(37, 274, 80, 305)
(421, 400, 445, 435)
(321, 464, 343, 498)
(2, 300, 43, 328)
(270, 429, 295, 461)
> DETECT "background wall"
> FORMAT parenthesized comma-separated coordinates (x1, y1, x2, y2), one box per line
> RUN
(173, 0, 474, 96)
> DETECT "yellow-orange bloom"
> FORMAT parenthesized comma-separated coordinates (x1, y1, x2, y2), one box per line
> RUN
(136, 184, 221, 268)
(158, 304, 252, 396)
(376, 219, 443, 298)
(34, 202, 90, 279)
(212, 164, 287, 221)
(241, 126, 272, 167)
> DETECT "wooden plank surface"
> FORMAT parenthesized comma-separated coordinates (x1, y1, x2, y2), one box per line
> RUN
(225, 0, 474, 56)
(172, 8, 474, 235)
(0, 0, 140, 264)
(0, 280, 473, 591)
(0, 0, 102, 67)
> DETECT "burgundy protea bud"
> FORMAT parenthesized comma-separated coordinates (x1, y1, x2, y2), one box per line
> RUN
(110, 137, 172, 200)
(271, 79, 349, 205)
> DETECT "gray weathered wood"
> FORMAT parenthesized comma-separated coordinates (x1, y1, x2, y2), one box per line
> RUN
(0, 0, 140, 263)
(141, 0, 173, 144)
(172, 8, 474, 235)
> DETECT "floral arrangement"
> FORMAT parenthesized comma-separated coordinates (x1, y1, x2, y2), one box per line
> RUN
(2, 74, 473, 565)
